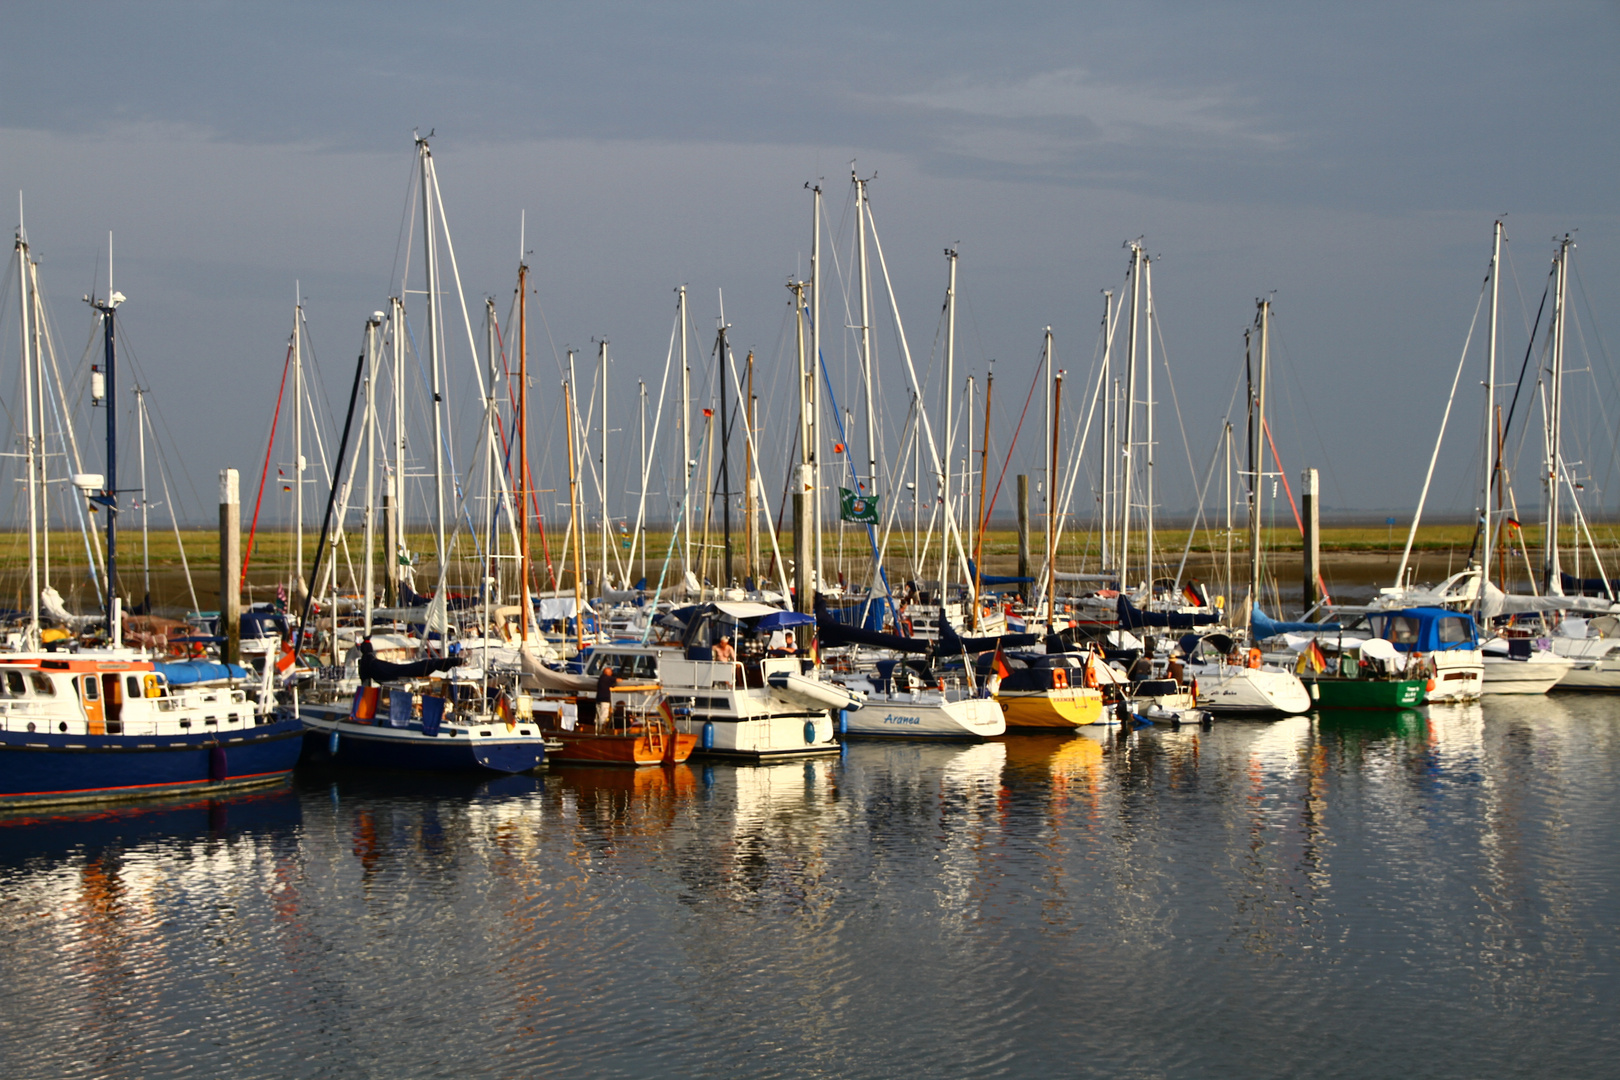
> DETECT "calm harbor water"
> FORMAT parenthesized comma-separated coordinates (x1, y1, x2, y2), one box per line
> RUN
(1, 700, 1616, 1079)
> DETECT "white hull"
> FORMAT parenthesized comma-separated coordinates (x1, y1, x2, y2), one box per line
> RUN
(841, 692, 1005, 739)
(1482, 655, 1576, 694)
(1191, 664, 1311, 715)
(1426, 650, 1484, 702)
(1554, 655, 1620, 690)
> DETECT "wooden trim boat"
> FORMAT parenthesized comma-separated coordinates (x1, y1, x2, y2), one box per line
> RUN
(535, 683, 697, 766)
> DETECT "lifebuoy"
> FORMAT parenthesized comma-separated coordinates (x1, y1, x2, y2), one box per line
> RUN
(1051, 668, 1069, 690)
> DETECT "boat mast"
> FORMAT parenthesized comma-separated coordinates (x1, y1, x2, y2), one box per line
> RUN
(942, 248, 957, 597)
(715, 315, 734, 587)
(1544, 235, 1571, 594)
(1099, 290, 1112, 575)
(1143, 253, 1156, 590)
(1247, 300, 1271, 634)
(854, 170, 878, 512)
(744, 353, 758, 584)
(1047, 353, 1062, 631)
(679, 285, 691, 583)
(136, 387, 150, 608)
(973, 364, 993, 628)
(518, 259, 531, 640)
(811, 183, 824, 587)
(363, 310, 381, 636)
(564, 378, 586, 655)
(1480, 220, 1501, 615)
(390, 295, 406, 606)
(15, 210, 39, 645)
(91, 233, 123, 637)
(28, 258, 49, 594)
(293, 286, 304, 595)
(598, 339, 610, 591)
(419, 137, 449, 612)
(1119, 242, 1142, 591)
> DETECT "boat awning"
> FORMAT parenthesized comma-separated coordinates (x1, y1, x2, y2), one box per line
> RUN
(713, 601, 786, 621)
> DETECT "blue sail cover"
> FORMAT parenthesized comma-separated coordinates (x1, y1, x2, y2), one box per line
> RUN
(154, 660, 251, 685)
(1250, 607, 1341, 638)
(1116, 594, 1220, 631)
(1364, 607, 1478, 652)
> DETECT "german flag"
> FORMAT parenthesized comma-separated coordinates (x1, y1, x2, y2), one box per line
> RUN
(1183, 583, 1203, 607)
(991, 640, 1012, 680)
(1307, 639, 1327, 673)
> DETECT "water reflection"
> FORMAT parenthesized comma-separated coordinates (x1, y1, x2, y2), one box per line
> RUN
(0, 701, 1616, 1078)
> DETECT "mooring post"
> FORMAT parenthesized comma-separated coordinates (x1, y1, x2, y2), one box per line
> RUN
(1016, 474, 1031, 604)
(219, 468, 241, 666)
(1302, 467, 1320, 615)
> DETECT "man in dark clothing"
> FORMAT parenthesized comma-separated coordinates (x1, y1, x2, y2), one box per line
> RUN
(593, 665, 619, 726)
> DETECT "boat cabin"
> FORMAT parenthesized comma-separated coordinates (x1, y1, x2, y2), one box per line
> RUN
(1361, 607, 1478, 652)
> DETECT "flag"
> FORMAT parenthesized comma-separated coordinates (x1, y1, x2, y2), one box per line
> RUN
(495, 694, 514, 726)
(1505, 516, 1522, 531)
(1307, 640, 1327, 673)
(840, 487, 879, 524)
(991, 641, 1012, 680)
(1183, 583, 1203, 607)
(275, 639, 297, 675)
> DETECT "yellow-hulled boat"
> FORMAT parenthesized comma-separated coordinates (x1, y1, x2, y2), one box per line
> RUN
(993, 653, 1106, 729)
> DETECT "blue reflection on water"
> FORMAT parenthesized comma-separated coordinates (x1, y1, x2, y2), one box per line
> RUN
(1, 698, 1616, 1078)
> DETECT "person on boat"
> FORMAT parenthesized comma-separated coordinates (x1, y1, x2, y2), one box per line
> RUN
(593, 665, 619, 726)
(712, 636, 736, 663)
(767, 628, 792, 656)
(1166, 650, 1186, 686)
(356, 639, 463, 685)
(1129, 646, 1155, 683)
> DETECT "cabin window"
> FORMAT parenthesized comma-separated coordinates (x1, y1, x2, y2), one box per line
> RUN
(1380, 616, 1419, 645)
(1438, 618, 1473, 645)
(3, 671, 22, 697)
(127, 676, 142, 700)
(81, 676, 99, 701)
(28, 672, 54, 696)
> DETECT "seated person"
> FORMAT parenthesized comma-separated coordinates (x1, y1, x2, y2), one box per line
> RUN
(712, 636, 736, 663)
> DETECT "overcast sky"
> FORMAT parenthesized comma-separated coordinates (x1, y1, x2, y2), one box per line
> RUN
(3, 2, 1617, 535)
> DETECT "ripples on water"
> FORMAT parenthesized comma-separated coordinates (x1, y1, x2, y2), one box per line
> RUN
(1, 700, 1616, 1079)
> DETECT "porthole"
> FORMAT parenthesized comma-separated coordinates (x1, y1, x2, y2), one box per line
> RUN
(57, 722, 67, 732)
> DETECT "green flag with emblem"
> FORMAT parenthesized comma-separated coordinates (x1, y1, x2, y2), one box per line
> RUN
(840, 487, 879, 524)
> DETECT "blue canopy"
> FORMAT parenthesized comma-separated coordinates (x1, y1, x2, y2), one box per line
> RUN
(755, 610, 815, 631)
(155, 660, 251, 685)
(1365, 607, 1478, 652)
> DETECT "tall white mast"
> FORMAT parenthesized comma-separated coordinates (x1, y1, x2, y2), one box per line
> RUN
(1480, 221, 1502, 612)
(390, 295, 406, 595)
(1143, 254, 1155, 588)
(1247, 300, 1271, 634)
(679, 286, 691, 582)
(1099, 289, 1113, 574)
(419, 138, 448, 607)
(1119, 243, 1141, 591)
(136, 387, 150, 607)
(15, 204, 38, 645)
(1545, 235, 1571, 594)
(855, 170, 878, 506)
(811, 183, 824, 586)
(599, 339, 610, 592)
(942, 248, 957, 591)
(293, 285, 304, 591)
(363, 310, 381, 636)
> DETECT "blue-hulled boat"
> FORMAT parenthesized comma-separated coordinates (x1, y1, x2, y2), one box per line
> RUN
(0, 653, 303, 809)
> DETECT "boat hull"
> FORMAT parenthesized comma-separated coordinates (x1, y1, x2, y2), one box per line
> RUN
(1192, 665, 1312, 715)
(545, 727, 698, 765)
(842, 694, 1006, 739)
(1481, 656, 1575, 695)
(1303, 676, 1427, 709)
(996, 688, 1104, 729)
(300, 709, 547, 774)
(0, 718, 305, 809)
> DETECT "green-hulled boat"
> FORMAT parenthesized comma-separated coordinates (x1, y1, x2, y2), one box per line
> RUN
(1301, 675, 1427, 709)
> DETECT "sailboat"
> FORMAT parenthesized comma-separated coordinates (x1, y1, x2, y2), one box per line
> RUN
(1185, 300, 1310, 716)
(292, 136, 551, 774)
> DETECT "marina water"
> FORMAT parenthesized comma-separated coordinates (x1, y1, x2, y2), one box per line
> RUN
(1, 698, 1616, 1078)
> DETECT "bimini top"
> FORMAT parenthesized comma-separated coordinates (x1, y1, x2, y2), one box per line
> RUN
(1365, 607, 1477, 652)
